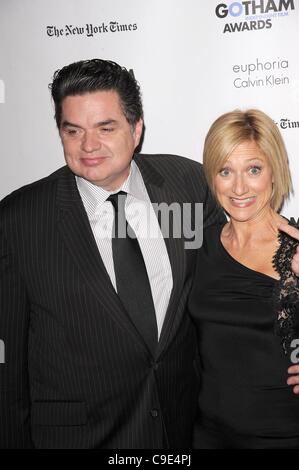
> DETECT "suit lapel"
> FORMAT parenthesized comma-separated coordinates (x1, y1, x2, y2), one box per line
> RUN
(134, 156, 187, 356)
(56, 160, 189, 359)
(55, 168, 151, 354)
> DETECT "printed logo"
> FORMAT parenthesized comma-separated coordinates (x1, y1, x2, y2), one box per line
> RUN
(215, 0, 295, 33)
(277, 118, 299, 130)
(47, 21, 138, 38)
(232, 57, 290, 89)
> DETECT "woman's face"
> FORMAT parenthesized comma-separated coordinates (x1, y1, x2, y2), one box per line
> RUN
(214, 140, 274, 222)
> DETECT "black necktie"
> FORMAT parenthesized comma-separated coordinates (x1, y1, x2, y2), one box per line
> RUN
(107, 191, 158, 353)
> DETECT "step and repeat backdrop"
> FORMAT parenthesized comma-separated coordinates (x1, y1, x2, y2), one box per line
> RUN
(0, 0, 298, 216)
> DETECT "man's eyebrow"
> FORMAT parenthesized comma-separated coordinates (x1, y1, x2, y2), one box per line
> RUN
(61, 119, 118, 128)
(96, 119, 118, 127)
(61, 120, 82, 129)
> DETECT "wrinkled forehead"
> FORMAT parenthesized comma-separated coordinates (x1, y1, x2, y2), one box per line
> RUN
(224, 140, 268, 164)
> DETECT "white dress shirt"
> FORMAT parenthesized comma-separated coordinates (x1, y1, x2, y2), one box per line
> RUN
(76, 161, 173, 338)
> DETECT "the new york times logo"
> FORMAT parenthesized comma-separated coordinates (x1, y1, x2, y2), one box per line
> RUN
(47, 22, 138, 38)
(215, 0, 295, 33)
(278, 118, 299, 130)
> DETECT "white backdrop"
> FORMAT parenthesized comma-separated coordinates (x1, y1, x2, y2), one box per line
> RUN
(1, 0, 298, 217)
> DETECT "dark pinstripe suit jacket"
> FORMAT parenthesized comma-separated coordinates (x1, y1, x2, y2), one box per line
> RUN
(0, 154, 225, 449)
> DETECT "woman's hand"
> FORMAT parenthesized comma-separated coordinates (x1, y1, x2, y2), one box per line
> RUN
(278, 224, 299, 276)
(288, 365, 299, 394)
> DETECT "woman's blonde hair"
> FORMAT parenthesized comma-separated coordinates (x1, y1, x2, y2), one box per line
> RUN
(203, 109, 293, 211)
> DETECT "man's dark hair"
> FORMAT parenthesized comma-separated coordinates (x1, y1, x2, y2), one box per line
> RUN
(49, 59, 143, 129)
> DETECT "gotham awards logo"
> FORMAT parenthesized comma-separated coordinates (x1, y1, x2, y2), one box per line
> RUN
(215, 0, 295, 33)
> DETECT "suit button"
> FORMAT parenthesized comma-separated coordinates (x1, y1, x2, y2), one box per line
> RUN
(151, 361, 159, 371)
(150, 409, 159, 418)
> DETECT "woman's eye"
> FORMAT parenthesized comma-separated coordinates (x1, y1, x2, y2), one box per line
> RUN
(219, 168, 231, 177)
(249, 166, 262, 175)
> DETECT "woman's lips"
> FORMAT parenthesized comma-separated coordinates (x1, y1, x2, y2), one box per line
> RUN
(229, 196, 256, 208)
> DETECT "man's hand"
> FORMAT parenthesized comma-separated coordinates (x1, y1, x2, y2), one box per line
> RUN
(288, 366, 299, 394)
(278, 224, 299, 276)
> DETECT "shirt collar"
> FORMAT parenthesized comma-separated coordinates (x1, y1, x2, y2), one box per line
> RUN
(75, 160, 148, 216)
(123, 160, 147, 202)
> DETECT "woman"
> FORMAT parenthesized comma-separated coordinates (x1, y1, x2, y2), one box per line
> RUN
(189, 109, 299, 449)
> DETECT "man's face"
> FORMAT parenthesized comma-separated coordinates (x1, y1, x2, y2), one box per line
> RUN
(59, 90, 143, 191)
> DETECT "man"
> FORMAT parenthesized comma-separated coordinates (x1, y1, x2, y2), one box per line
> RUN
(0, 59, 224, 449)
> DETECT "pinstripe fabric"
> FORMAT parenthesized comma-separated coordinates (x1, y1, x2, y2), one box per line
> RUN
(76, 160, 173, 339)
(0, 154, 225, 449)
